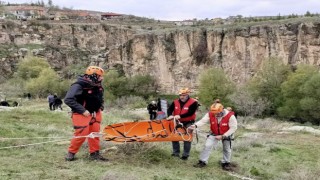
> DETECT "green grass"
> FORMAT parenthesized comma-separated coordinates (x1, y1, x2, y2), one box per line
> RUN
(1, 100, 320, 179)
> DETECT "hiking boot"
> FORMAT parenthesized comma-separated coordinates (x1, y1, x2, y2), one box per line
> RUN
(180, 156, 189, 160)
(65, 152, 75, 161)
(89, 151, 109, 161)
(221, 162, 232, 171)
(193, 160, 207, 168)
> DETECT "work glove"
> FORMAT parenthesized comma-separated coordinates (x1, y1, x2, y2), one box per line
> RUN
(167, 115, 174, 120)
(174, 115, 181, 120)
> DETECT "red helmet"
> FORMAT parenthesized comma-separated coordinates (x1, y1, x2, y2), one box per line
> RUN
(85, 66, 104, 76)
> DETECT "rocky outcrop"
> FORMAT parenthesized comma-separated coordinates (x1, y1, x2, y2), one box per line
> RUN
(1, 20, 320, 93)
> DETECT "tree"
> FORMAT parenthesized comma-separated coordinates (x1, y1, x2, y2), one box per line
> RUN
(305, 11, 312, 17)
(300, 73, 320, 125)
(15, 56, 50, 80)
(198, 68, 234, 107)
(103, 70, 157, 101)
(103, 70, 129, 101)
(47, 0, 53, 7)
(126, 74, 157, 98)
(278, 65, 318, 123)
(248, 57, 291, 115)
(229, 86, 270, 117)
(26, 68, 69, 98)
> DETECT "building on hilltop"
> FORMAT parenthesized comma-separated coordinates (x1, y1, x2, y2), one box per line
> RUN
(101, 12, 123, 20)
(5, 5, 46, 20)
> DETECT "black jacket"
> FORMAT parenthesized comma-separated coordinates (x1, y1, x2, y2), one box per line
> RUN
(64, 75, 104, 114)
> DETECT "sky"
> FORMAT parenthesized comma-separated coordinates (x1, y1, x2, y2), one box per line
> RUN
(4, 0, 320, 21)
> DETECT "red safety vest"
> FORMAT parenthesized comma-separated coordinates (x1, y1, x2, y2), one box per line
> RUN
(173, 98, 196, 122)
(209, 111, 234, 135)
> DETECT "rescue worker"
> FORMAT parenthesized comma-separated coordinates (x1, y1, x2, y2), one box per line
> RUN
(147, 101, 158, 120)
(191, 101, 237, 171)
(47, 93, 54, 111)
(167, 88, 198, 160)
(64, 66, 107, 161)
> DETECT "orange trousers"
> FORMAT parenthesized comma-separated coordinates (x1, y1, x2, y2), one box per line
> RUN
(68, 111, 102, 154)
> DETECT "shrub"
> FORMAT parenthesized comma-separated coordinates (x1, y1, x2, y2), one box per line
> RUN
(16, 56, 50, 80)
(25, 68, 70, 98)
(248, 57, 291, 115)
(103, 70, 157, 101)
(229, 86, 270, 117)
(278, 65, 320, 124)
(198, 68, 234, 107)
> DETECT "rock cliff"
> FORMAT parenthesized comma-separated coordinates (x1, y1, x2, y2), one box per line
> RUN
(1, 19, 320, 93)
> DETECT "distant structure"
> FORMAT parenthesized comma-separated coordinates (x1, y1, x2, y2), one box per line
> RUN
(101, 12, 123, 20)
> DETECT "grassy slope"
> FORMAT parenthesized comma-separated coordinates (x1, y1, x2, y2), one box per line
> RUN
(0, 100, 320, 180)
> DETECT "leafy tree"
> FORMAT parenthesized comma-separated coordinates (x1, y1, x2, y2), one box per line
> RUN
(26, 68, 69, 98)
(278, 65, 318, 123)
(229, 86, 270, 117)
(16, 56, 50, 80)
(127, 74, 157, 98)
(198, 68, 234, 107)
(103, 70, 157, 101)
(103, 70, 129, 101)
(305, 11, 312, 17)
(248, 57, 291, 115)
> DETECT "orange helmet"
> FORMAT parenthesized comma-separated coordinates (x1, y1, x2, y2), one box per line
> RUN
(85, 66, 104, 76)
(178, 88, 191, 95)
(210, 103, 224, 114)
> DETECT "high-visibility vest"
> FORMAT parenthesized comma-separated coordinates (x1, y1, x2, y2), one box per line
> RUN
(173, 98, 196, 122)
(209, 111, 234, 135)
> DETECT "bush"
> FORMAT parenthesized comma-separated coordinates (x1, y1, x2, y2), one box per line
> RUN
(198, 68, 234, 107)
(16, 56, 50, 80)
(248, 57, 291, 115)
(25, 68, 70, 98)
(103, 70, 157, 101)
(229, 86, 270, 117)
(111, 96, 147, 109)
(278, 65, 320, 124)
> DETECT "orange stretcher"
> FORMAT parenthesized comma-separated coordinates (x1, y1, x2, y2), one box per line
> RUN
(102, 119, 192, 142)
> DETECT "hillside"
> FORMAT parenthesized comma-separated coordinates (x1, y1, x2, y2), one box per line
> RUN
(1, 17, 320, 93)
(0, 100, 320, 179)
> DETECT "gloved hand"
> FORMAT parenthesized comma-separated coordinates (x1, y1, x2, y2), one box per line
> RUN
(189, 124, 196, 130)
(167, 115, 174, 120)
(174, 115, 181, 120)
(82, 110, 90, 117)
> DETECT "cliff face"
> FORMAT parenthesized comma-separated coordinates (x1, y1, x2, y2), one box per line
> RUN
(1, 20, 320, 93)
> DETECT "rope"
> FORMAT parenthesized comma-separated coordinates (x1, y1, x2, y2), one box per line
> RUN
(0, 137, 68, 140)
(0, 132, 104, 150)
(0, 139, 69, 150)
(173, 117, 192, 141)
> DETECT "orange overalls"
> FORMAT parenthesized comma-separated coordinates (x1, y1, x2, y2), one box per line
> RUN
(68, 111, 102, 154)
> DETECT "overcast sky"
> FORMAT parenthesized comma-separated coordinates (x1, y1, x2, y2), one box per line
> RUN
(5, 0, 320, 21)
